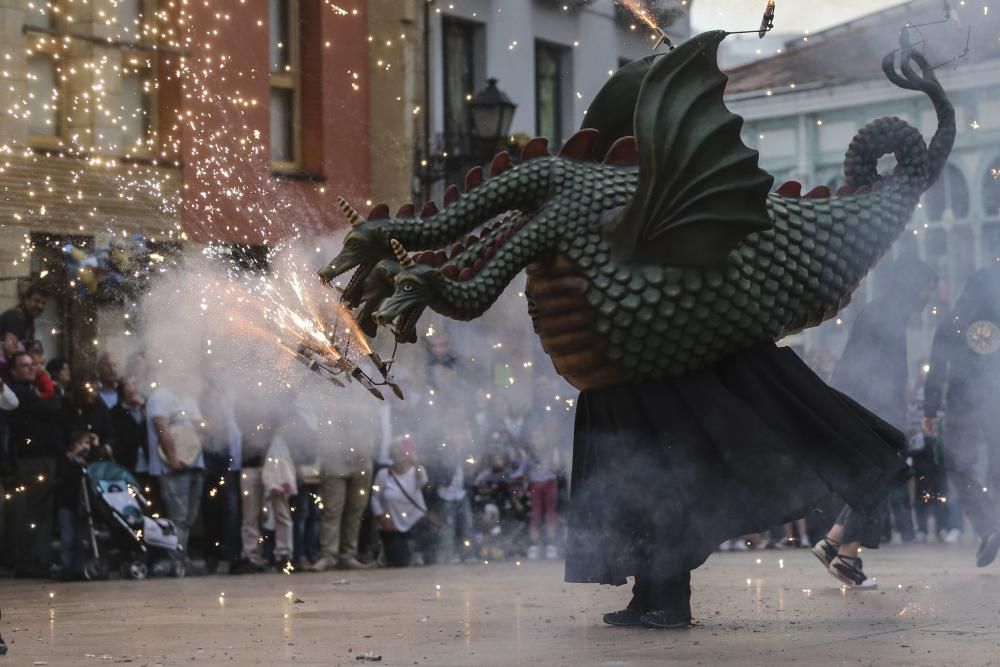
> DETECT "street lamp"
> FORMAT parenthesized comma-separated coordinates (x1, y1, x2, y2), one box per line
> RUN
(468, 78, 517, 157)
(416, 78, 518, 202)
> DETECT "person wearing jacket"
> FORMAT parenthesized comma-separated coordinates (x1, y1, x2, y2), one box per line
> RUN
(923, 262, 1000, 568)
(4, 351, 63, 576)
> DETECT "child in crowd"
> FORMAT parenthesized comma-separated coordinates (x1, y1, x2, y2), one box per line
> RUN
(525, 420, 564, 560)
(27, 340, 55, 400)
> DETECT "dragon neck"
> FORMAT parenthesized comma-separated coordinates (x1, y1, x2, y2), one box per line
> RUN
(432, 220, 548, 320)
(376, 159, 555, 251)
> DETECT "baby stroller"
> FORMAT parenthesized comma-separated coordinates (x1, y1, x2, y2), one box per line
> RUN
(79, 460, 184, 579)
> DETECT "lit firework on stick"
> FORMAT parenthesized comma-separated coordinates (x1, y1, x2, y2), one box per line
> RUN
(759, 1, 777, 39)
(615, 0, 675, 50)
(234, 251, 402, 401)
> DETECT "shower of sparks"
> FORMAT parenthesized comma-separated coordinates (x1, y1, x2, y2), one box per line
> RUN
(1, 0, 377, 393)
(617, 0, 662, 32)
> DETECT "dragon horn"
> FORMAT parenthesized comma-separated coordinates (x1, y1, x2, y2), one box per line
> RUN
(391, 238, 415, 268)
(336, 196, 364, 227)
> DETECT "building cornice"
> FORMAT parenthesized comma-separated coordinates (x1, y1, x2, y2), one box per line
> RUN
(726, 59, 1000, 121)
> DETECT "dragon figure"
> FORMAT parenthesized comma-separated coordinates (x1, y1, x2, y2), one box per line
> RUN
(320, 31, 955, 390)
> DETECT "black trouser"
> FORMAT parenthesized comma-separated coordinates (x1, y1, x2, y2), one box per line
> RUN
(629, 569, 692, 618)
(943, 411, 1000, 537)
(883, 483, 915, 542)
(912, 446, 953, 534)
(200, 458, 242, 565)
(835, 499, 887, 548)
(379, 517, 435, 567)
(8, 457, 56, 573)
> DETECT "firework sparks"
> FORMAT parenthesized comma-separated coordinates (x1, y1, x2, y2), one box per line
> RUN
(615, 0, 674, 49)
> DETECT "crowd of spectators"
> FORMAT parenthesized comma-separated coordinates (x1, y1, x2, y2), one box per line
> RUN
(5, 259, 999, 580)
(0, 284, 574, 580)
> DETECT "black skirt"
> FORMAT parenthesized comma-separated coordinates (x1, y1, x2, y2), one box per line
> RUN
(564, 343, 907, 586)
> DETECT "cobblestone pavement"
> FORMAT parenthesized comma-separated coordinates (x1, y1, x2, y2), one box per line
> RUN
(1, 542, 998, 665)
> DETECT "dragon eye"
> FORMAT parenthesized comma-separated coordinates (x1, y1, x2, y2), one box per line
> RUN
(402, 283, 414, 292)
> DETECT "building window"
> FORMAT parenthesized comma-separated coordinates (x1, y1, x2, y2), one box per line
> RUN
(536, 42, 567, 146)
(269, 0, 299, 168)
(441, 18, 480, 151)
(118, 2, 157, 157)
(24, 1, 53, 30)
(120, 58, 154, 153)
(27, 55, 59, 139)
(924, 164, 970, 222)
(24, 2, 61, 149)
(118, 0, 143, 41)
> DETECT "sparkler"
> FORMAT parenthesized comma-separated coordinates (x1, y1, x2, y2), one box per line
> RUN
(616, 0, 674, 50)
(289, 338, 404, 401)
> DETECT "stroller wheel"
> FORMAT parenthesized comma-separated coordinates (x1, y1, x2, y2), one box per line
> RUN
(82, 559, 109, 581)
(122, 560, 149, 580)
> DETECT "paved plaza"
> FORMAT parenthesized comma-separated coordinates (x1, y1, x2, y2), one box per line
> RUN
(2, 542, 999, 665)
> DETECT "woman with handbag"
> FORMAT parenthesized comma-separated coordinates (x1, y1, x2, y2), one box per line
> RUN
(370, 436, 436, 567)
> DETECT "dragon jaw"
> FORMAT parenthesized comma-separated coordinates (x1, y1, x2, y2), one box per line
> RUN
(372, 264, 443, 344)
(319, 225, 393, 308)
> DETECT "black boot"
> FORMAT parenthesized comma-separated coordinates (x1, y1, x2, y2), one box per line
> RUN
(603, 576, 650, 627)
(639, 572, 692, 629)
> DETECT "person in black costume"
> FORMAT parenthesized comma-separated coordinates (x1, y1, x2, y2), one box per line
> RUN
(922, 263, 1000, 567)
(810, 255, 937, 587)
(569, 344, 910, 628)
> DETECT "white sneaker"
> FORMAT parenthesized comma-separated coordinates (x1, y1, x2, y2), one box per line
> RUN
(527, 545, 541, 560)
(828, 555, 876, 589)
(944, 528, 961, 544)
(718, 541, 731, 552)
(732, 538, 749, 551)
(545, 544, 558, 560)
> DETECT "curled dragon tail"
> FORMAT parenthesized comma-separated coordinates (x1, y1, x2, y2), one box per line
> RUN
(843, 48, 955, 192)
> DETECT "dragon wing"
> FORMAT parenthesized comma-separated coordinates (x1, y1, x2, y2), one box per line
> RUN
(606, 31, 774, 267)
(582, 54, 657, 161)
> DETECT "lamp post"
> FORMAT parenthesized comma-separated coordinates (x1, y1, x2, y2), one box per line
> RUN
(468, 78, 518, 160)
(415, 78, 517, 203)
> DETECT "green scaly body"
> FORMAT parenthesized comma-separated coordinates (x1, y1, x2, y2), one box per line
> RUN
(324, 32, 954, 384)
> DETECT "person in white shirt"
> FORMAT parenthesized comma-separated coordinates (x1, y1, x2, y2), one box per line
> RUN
(146, 380, 205, 560)
(371, 436, 434, 567)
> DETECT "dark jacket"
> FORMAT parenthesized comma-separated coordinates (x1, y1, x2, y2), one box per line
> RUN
(924, 266, 1000, 416)
(0, 305, 34, 343)
(109, 403, 146, 472)
(6, 378, 62, 461)
(63, 399, 115, 451)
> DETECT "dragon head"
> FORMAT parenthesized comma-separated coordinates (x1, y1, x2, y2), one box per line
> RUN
(318, 197, 394, 307)
(354, 258, 401, 338)
(371, 240, 443, 344)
